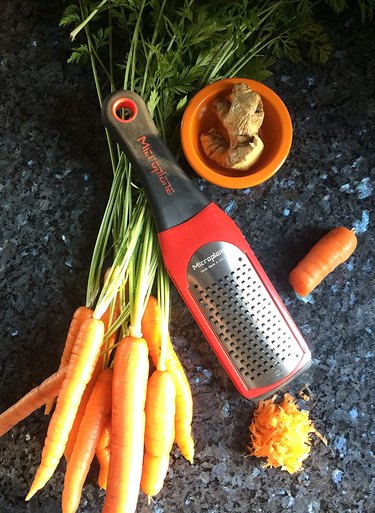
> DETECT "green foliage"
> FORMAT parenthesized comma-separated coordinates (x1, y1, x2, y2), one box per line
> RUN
(60, 5, 81, 27)
(67, 43, 90, 63)
(357, 0, 375, 22)
(61, 0, 373, 151)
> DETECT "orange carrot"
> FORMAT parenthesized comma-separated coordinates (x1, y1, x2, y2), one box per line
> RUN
(140, 369, 175, 499)
(102, 336, 149, 513)
(62, 368, 113, 513)
(64, 358, 103, 462)
(142, 296, 194, 463)
(164, 344, 194, 464)
(0, 367, 66, 437)
(289, 226, 357, 297)
(45, 306, 92, 415)
(96, 418, 111, 490)
(26, 317, 104, 500)
(141, 296, 160, 356)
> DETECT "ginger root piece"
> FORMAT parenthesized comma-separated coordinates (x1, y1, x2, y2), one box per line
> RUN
(200, 128, 264, 171)
(200, 83, 264, 171)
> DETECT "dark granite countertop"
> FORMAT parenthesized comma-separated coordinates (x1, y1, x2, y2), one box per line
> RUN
(0, 2, 374, 513)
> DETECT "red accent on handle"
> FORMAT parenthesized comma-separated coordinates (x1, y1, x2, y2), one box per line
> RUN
(112, 98, 138, 123)
(158, 203, 311, 400)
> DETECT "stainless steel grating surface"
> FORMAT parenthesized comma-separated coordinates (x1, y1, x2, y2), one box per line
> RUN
(187, 241, 304, 389)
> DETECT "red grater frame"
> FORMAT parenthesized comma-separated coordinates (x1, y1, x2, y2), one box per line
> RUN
(159, 203, 311, 400)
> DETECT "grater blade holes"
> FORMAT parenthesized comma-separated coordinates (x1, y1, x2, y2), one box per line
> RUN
(188, 241, 305, 389)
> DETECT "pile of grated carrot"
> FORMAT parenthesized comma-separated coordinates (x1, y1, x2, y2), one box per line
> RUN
(248, 393, 323, 474)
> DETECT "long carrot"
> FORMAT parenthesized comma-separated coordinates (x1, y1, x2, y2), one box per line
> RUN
(26, 317, 104, 500)
(289, 226, 357, 297)
(62, 367, 113, 513)
(45, 306, 93, 415)
(142, 296, 194, 463)
(64, 358, 103, 462)
(140, 369, 176, 500)
(102, 336, 149, 513)
(0, 367, 66, 437)
(96, 418, 111, 490)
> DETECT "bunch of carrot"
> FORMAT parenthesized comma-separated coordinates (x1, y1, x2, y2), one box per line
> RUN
(0, 185, 194, 513)
(0, 280, 194, 512)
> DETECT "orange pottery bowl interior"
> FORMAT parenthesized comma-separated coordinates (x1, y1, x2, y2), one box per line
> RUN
(180, 78, 293, 189)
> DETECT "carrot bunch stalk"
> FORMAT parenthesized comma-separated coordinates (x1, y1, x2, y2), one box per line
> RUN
(0, 209, 194, 513)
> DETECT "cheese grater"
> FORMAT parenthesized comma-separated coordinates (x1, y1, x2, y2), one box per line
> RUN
(102, 90, 311, 400)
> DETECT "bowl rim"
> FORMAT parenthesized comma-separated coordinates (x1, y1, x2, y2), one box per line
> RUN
(180, 78, 293, 189)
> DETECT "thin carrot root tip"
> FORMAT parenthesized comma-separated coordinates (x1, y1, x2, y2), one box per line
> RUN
(25, 484, 39, 501)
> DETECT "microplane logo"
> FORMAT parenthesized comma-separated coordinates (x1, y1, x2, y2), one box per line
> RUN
(137, 135, 175, 195)
(192, 249, 225, 270)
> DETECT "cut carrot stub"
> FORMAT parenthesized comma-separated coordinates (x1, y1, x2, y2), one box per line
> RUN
(289, 226, 357, 297)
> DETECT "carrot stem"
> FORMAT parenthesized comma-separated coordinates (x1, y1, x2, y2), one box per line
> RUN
(157, 262, 170, 372)
(93, 196, 146, 321)
(86, 155, 127, 307)
(129, 212, 158, 338)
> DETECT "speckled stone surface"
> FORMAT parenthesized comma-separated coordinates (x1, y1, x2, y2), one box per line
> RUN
(1, 3, 374, 513)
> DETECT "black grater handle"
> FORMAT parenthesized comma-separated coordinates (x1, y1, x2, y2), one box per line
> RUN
(102, 90, 210, 232)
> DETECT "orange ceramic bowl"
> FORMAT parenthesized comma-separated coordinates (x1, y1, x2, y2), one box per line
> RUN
(180, 78, 293, 189)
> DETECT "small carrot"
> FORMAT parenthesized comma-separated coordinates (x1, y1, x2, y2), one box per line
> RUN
(165, 343, 194, 464)
(26, 317, 104, 501)
(142, 296, 194, 463)
(141, 296, 160, 358)
(62, 367, 113, 513)
(102, 336, 149, 513)
(96, 418, 111, 490)
(289, 226, 357, 297)
(140, 369, 176, 500)
(0, 367, 66, 437)
(45, 306, 93, 415)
